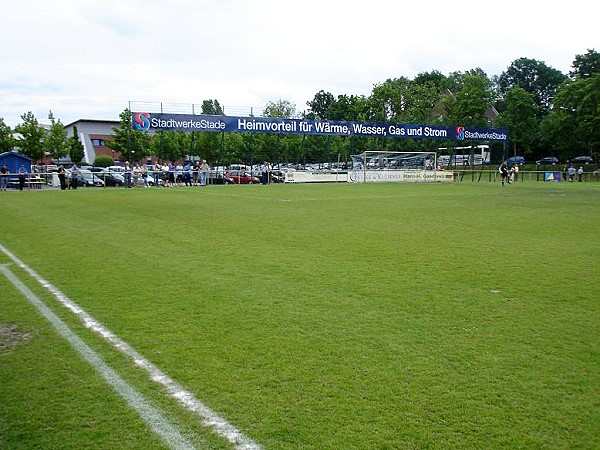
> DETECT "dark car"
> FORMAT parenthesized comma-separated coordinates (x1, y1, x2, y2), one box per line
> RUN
(507, 156, 525, 165)
(95, 171, 125, 187)
(536, 157, 560, 165)
(571, 155, 593, 164)
(208, 173, 235, 185)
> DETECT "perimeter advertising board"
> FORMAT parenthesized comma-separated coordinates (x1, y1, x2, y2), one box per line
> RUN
(349, 170, 454, 183)
(132, 112, 507, 142)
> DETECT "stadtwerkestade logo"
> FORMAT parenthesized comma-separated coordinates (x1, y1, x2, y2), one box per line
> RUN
(455, 126, 465, 140)
(133, 112, 151, 131)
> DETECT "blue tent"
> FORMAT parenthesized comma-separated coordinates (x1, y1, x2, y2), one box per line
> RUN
(0, 151, 32, 174)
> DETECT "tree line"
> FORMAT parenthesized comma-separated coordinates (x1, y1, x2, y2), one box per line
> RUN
(2, 49, 598, 166)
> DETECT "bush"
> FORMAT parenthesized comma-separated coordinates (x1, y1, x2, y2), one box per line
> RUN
(94, 155, 114, 167)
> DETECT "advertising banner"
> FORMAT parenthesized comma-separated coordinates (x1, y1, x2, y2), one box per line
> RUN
(132, 112, 507, 142)
(348, 170, 454, 183)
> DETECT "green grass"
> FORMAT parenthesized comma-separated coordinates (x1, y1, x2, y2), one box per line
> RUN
(1, 182, 599, 449)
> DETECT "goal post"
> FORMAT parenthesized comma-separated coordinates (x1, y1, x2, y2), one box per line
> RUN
(349, 151, 453, 183)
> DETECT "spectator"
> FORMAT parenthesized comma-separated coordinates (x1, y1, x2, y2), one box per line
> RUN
(568, 165, 576, 182)
(0, 164, 8, 191)
(124, 161, 132, 188)
(18, 164, 27, 191)
(577, 166, 584, 182)
(58, 165, 67, 190)
(70, 164, 80, 189)
(154, 161, 162, 187)
(200, 160, 209, 186)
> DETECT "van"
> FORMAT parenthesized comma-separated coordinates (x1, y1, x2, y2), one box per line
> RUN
(507, 156, 525, 165)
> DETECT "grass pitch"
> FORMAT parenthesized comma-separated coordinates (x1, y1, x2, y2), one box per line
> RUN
(1, 181, 599, 449)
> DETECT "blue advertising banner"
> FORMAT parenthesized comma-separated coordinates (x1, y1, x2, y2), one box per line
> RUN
(132, 112, 507, 142)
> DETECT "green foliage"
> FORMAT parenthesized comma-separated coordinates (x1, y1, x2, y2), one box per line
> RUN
(569, 48, 600, 80)
(263, 99, 297, 118)
(14, 111, 46, 161)
(201, 99, 223, 115)
(44, 111, 68, 160)
(541, 74, 600, 158)
(108, 109, 151, 162)
(498, 57, 568, 113)
(496, 87, 539, 156)
(0, 117, 16, 152)
(67, 126, 85, 164)
(443, 73, 492, 128)
(93, 155, 114, 167)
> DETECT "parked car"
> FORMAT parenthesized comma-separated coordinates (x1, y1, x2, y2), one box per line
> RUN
(225, 170, 261, 184)
(536, 157, 560, 165)
(507, 156, 525, 165)
(208, 173, 235, 185)
(95, 171, 125, 187)
(571, 155, 593, 164)
(69, 169, 105, 187)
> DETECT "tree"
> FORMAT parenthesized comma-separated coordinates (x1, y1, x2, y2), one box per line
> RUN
(14, 111, 46, 161)
(201, 100, 224, 115)
(306, 90, 335, 120)
(0, 118, 15, 153)
(44, 111, 68, 161)
(442, 73, 493, 128)
(108, 109, 151, 162)
(263, 99, 297, 118)
(569, 49, 600, 80)
(496, 87, 539, 159)
(541, 74, 600, 159)
(497, 58, 567, 114)
(68, 126, 85, 164)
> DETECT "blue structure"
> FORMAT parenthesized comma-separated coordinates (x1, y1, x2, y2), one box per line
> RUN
(0, 151, 32, 174)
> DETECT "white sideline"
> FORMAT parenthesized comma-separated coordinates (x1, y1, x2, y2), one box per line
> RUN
(0, 244, 262, 450)
(0, 264, 196, 450)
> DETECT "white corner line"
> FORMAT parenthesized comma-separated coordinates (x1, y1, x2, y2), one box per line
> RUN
(0, 263, 196, 450)
(0, 244, 262, 450)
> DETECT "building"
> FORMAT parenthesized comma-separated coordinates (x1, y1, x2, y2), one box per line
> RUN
(0, 151, 32, 174)
(63, 119, 120, 165)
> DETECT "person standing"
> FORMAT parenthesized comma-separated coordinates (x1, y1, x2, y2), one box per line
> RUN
(199, 160, 209, 186)
(58, 165, 67, 190)
(261, 161, 268, 185)
(499, 160, 509, 186)
(70, 164, 80, 189)
(568, 164, 576, 182)
(153, 161, 162, 187)
(577, 166, 584, 182)
(123, 161, 132, 188)
(18, 164, 27, 191)
(0, 164, 8, 191)
(513, 164, 519, 182)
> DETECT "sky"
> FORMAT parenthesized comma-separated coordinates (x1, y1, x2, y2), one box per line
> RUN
(1, 0, 598, 127)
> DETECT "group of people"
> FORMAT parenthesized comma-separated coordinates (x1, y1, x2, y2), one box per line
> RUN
(120, 160, 211, 188)
(565, 165, 585, 182)
(260, 161, 273, 185)
(498, 160, 519, 186)
(500, 160, 588, 185)
(1, 164, 32, 191)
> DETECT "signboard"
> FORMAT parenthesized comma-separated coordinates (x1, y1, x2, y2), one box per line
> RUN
(349, 170, 454, 183)
(545, 172, 561, 182)
(132, 112, 507, 142)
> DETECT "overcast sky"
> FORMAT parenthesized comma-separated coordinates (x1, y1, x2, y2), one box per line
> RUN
(1, 0, 597, 127)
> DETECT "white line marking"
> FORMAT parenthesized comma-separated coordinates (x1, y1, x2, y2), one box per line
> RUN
(0, 244, 262, 450)
(0, 264, 196, 450)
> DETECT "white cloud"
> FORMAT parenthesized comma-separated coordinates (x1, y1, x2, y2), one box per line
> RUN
(1, 0, 597, 126)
